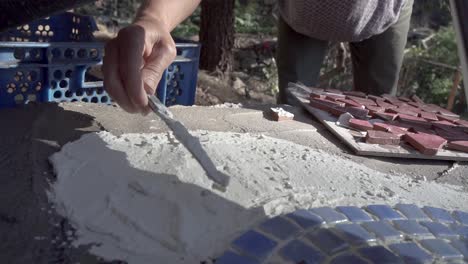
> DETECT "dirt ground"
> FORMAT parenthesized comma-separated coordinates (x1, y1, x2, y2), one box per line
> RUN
(195, 70, 276, 106)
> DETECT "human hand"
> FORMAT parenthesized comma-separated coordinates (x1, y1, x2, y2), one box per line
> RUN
(103, 17, 176, 114)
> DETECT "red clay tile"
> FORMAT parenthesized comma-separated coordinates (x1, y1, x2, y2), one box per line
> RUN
(419, 112, 438, 121)
(310, 91, 325, 99)
(382, 95, 408, 107)
(326, 94, 346, 102)
(373, 123, 391, 132)
(382, 94, 399, 102)
(386, 108, 419, 117)
(447, 141, 468, 153)
(347, 96, 377, 106)
(387, 121, 413, 130)
(409, 126, 435, 135)
(399, 104, 419, 109)
(436, 114, 459, 122)
(411, 94, 424, 104)
(349, 118, 374, 131)
(375, 112, 398, 121)
(329, 106, 347, 117)
(398, 114, 433, 128)
(403, 133, 447, 155)
(432, 120, 458, 131)
(345, 107, 369, 120)
(408, 101, 422, 108)
(343, 91, 367, 98)
(368, 95, 384, 102)
(336, 98, 363, 108)
(437, 108, 460, 118)
(310, 98, 346, 112)
(420, 106, 439, 113)
(375, 99, 397, 109)
(366, 105, 385, 115)
(373, 123, 407, 137)
(434, 128, 468, 141)
(455, 119, 468, 128)
(366, 130, 401, 145)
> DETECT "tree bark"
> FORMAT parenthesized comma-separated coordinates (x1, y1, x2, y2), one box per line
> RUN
(199, 0, 235, 73)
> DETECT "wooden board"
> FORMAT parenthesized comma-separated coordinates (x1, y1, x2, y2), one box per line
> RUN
(288, 85, 468, 161)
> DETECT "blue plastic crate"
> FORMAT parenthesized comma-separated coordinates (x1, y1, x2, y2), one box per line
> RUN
(0, 42, 103, 64)
(0, 12, 97, 42)
(0, 41, 106, 107)
(156, 42, 200, 106)
(0, 42, 200, 108)
(0, 62, 110, 107)
(1, 10, 200, 108)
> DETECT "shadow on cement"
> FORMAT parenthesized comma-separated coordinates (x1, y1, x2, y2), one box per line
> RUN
(56, 134, 266, 263)
(0, 103, 102, 263)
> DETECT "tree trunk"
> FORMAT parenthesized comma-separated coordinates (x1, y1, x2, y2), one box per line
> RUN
(199, 0, 235, 73)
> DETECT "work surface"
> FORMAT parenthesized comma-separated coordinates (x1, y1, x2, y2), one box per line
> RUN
(1, 102, 467, 263)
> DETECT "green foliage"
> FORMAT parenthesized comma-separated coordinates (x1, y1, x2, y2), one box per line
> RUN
(402, 26, 460, 107)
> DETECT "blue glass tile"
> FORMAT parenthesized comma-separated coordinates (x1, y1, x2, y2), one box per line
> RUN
(389, 242, 433, 264)
(279, 239, 325, 264)
(358, 245, 404, 264)
(336, 206, 373, 222)
(395, 204, 431, 221)
(393, 220, 432, 238)
(285, 210, 325, 229)
(363, 221, 403, 241)
(311, 207, 348, 224)
(420, 221, 458, 239)
(306, 228, 349, 255)
(231, 230, 277, 260)
(453, 210, 468, 226)
(450, 239, 468, 259)
(423, 206, 456, 223)
(258, 216, 301, 240)
(216, 251, 259, 264)
(420, 239, 463, 260)
(366, 205, 404, 221)
(330, 253, 368, 264)
(334, 223, 376, 245)
(451, 224, 468, 238)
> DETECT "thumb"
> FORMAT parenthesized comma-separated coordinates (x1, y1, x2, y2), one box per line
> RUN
(142, 41, 177, 95)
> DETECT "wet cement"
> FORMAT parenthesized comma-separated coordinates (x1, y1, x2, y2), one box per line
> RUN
(0, 102, 466, 263)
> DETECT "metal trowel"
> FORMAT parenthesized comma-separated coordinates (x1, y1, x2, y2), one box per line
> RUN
(147, 94, 230, 191)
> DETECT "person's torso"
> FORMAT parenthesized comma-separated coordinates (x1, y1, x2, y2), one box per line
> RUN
(278, 0, 407, 42)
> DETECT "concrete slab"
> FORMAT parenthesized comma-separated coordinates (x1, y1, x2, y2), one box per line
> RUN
(0, 102, 466, 263)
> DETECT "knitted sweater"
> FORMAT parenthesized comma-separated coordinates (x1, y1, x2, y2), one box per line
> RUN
(278, 0, 407, 42)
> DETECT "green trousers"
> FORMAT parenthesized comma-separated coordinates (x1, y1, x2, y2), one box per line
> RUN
(276, 0, 414, 104)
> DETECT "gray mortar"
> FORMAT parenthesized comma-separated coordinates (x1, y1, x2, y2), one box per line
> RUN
(0, 102, 466, 263)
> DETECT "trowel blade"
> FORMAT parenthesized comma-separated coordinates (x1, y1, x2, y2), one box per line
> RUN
(147, 95, 230, 190)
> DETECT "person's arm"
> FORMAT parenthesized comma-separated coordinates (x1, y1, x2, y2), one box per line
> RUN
(103, 0, 201, 114)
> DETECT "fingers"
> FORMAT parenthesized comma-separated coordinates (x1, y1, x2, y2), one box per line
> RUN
(102, 23, 176, 115)
(142, 37, 177, 95)
(118, 26, 148, 110)
(103, 40, 139, 113)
